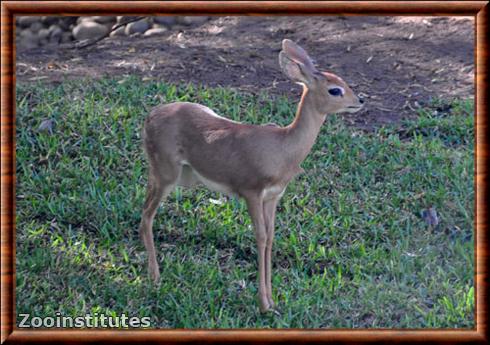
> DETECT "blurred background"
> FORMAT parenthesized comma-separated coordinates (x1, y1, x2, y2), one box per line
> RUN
(16, 15, 474, 130)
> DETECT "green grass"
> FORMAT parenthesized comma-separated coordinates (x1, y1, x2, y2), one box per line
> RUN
(16, 76, 474, 328)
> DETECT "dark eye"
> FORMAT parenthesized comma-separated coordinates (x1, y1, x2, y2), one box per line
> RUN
(328, 88, 343, 97)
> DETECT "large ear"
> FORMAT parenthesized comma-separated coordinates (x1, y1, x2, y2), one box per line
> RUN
(282, 39, 316, 71)
(279, 39, 317, 84)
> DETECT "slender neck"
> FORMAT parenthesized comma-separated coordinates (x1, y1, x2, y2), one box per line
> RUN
(283, 86, 326, 165)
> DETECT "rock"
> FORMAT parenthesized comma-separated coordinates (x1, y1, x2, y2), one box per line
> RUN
(421, 207, 439, 227)
(49, 33, 61, 44)
(37, 119, 54, 134)
(171, 24, 187, 31)
(18, 39, 39, 49)
(152, 23, 168, 30)
(18, 29, 39, 49)
(48, 24, 61, 35)
(17, 16, 38, 28)
(144, 27, 168, 37)
(177, 17, 192, 26)
(124, 18, 150, 35)
(61, 32, 73, 43)
(110, 25, 126, 37)
(38, 28, 50, 40)
(76, 16, 92, 24)
(153, 16, 177, 27)
(117, 16, 139, 24)
(58, 17, 77, 30)
(178, 16, 209, 26)
(57, 20, 70, 31)
(91, 16, 117, 24)
(41, 16, 58, 26)
(73, 21, 109, 40)
(78, 16, 116, 28)
(193, 16, 210, 25)
(29, 21, 44, 32)
(49, 25, 63, 43)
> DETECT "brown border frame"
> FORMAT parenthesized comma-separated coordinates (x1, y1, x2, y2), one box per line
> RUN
(1, 1, 488, 344)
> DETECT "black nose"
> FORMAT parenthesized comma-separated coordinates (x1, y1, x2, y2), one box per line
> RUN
(359, 98, 365, 104)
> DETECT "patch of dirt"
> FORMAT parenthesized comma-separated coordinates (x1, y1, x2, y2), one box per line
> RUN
(16, 16, 474, 130)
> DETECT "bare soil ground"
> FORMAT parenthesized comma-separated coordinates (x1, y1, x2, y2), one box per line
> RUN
(16, 16, 474, 129)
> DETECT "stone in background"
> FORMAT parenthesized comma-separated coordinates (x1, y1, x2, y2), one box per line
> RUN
(16, 16, 211, 49)
(17, 16, 77, 49)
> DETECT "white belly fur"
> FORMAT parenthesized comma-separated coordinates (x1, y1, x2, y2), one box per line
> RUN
(179, 161, 285, 200)
(179, 161, 234, 196)
(193, 169, 234, 195)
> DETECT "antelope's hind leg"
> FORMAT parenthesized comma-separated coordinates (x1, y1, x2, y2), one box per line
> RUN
(139, 156, 181, 283)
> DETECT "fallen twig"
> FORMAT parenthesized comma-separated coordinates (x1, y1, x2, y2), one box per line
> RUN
(376, 106, 395, 112)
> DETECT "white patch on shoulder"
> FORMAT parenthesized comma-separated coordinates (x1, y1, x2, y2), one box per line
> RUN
(203, 129, 230, 144)
(194, 104, 241, 144)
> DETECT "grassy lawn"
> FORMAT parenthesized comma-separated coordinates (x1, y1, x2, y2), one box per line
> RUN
(16, 77, 474, 328)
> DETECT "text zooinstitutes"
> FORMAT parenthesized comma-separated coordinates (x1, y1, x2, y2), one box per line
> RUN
(18, 313, 151, 328)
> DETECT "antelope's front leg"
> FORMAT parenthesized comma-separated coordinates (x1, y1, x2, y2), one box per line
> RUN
(263, 197, 279, 309)
(245, 194, 270, 312)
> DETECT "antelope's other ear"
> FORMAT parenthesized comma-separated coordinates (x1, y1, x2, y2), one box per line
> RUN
(279, 39, 317, 84)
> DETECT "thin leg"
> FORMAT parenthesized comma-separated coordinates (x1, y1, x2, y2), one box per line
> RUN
(245, 194, 270, 312)
(263, 197, 279, 308)
(139, 160, 180, 283)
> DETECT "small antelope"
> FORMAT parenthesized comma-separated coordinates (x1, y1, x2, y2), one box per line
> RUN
(140, 39, 364, 312)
